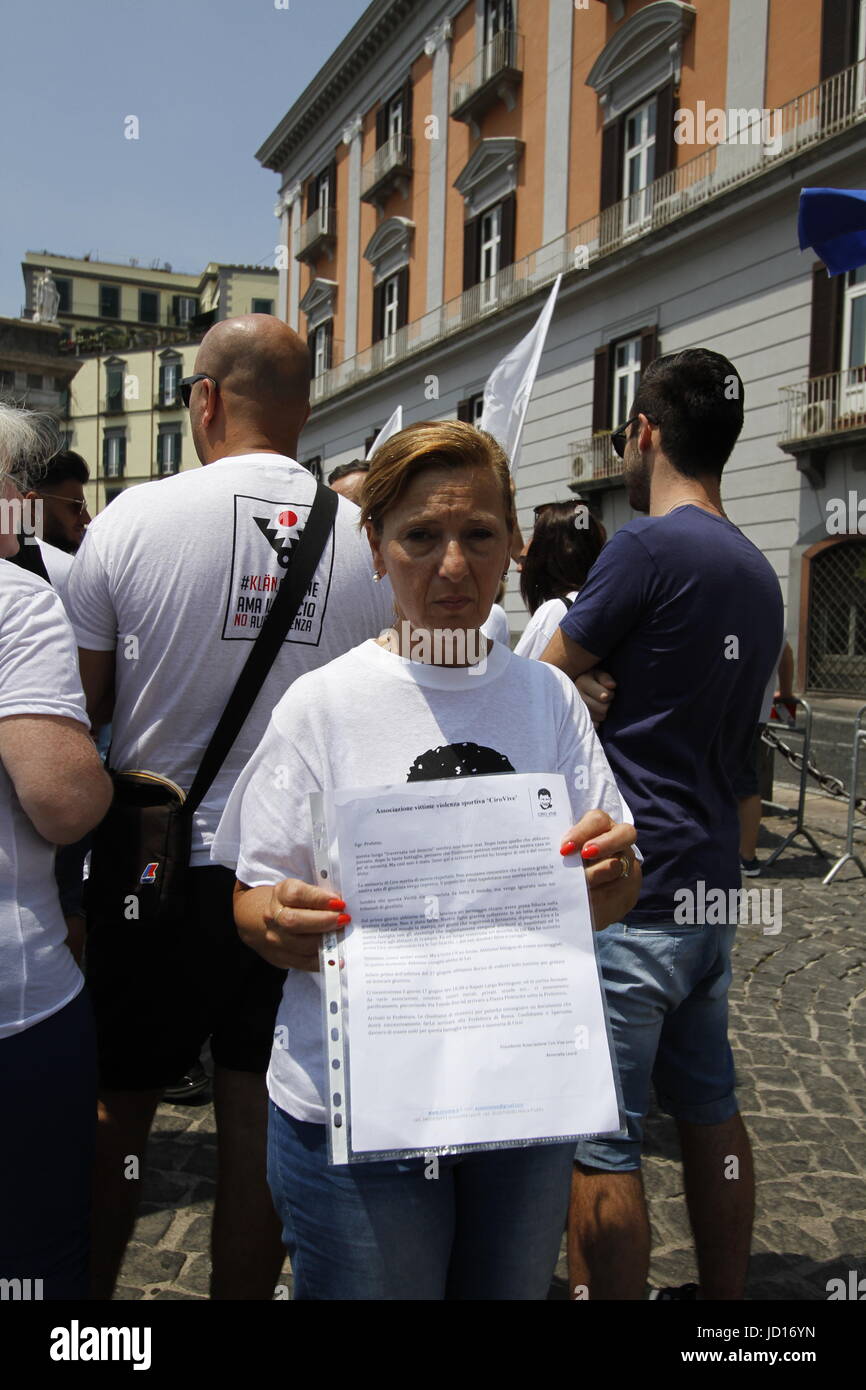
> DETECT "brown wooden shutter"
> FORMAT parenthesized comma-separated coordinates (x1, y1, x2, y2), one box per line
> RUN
(403, 76, 413, 134)
(808, 261, 843, 378)
(375, 105, 388, 149)
(653, 80, 677, 180)
(307, 179, 317, 216)
(640, 326, 659, 374)
(592, 346, 612, 432)
(457, 398, 473, 422)
(600, 118, 624, 210)
(396, 268, 409, 329)
(372, 282, 385, 343)
(820, 0, 856, 80)
(463, 216, 480, 290)
(324, 319, 334, 371)
(499, 193, 516, 268)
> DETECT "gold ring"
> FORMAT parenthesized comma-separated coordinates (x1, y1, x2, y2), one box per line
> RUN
(617, 854, 632, 879)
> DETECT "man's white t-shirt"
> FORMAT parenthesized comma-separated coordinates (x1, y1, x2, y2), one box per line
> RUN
(514, 592, 579, 662)
(38, 540, 74, 596)
(64, 455, 394, 865)
(212, 638, 635, 1126)
(0, 564, 88, 1038)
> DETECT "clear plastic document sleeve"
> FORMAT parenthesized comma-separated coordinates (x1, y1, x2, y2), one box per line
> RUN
(311, 774, 625, 1165)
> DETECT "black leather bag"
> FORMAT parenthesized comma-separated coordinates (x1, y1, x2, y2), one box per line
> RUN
(85, 483, 339, 932)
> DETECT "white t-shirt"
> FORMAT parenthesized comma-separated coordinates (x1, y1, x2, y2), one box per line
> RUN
(481, 603, 510, 645)
(38, 540, 74, 595)
(514, 592, 578, 662)
(212, 638, 635, 1125)
(64, 455, 395, 864)
(0, 564, 88, 1038)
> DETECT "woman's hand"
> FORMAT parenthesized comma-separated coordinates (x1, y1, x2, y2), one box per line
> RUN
(233, 878, 351, 972)
(560, 809, 640, 931)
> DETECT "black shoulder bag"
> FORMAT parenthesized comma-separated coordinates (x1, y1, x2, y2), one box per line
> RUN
(85, 484, 339, 935)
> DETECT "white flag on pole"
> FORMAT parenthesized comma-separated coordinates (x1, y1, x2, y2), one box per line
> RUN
(366, 405, 403, 461)
(478, 274, 562, 476)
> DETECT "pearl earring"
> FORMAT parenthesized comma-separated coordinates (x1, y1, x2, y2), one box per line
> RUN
(372, 569, 381, 582)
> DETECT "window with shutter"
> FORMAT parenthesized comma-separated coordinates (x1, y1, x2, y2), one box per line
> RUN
(820, 0, 857, 79)
(653, 80, 676, 181)
(600, 120, 624, 213)
(372, 282, 386, 344)
(592, 347, 611, 434)
(499, 193, 516, 270)
(463, 217, 480, 291)
(809, 262, 844, 380)
(640, 327, 659, 374)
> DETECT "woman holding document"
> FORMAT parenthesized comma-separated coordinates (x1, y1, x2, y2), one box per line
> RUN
(213, 421, 640, 1300)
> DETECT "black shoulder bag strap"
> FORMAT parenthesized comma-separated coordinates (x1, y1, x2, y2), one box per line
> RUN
(184, 482, 339, 817)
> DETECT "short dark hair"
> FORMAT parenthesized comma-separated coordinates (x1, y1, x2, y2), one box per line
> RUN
(41, 449, 90, 487)
(519, 501, 605, 615)
(328, 459, 368, 485)
(631, 348, 744, 481)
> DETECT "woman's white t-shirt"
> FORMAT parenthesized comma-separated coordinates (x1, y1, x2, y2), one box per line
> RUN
(0, 565, 88, 1038)
(212, 637, 635, 1126)
(514, 592, 578, 661)
(480, 603, 510, 645)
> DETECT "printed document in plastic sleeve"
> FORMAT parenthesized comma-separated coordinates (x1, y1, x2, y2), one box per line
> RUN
(315, 772, 623, 1162)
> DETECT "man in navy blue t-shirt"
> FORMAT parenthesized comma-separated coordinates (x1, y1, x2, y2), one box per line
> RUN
(542, 348, 783, 1301)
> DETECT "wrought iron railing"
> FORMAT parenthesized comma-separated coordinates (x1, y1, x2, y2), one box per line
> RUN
(310, 58, 866, 406)
(361, 134, 413, 198)
(571, 432, 621, 485)
(297, 207, 337, 257)
(780, 367, 866, 442)
(450, 30, 523, 114)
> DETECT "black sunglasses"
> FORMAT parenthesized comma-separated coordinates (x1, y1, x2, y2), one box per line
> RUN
(611, 414, 657, 459)
(180, 374, 218, 408)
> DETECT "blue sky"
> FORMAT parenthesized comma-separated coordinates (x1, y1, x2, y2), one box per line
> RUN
(0, 0, 370, 316)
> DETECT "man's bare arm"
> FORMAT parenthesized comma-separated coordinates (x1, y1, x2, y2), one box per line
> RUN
(78, 648, 115, 727)
(540, 630, 616, 723)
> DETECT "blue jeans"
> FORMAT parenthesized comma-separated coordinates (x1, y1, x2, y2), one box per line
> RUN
(576, 921, 739, 1172)
(267, 1102, 575, 1299)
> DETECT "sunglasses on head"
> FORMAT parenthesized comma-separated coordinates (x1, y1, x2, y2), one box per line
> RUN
(179, 374, 218, 408)
(611, 414, 658, 459)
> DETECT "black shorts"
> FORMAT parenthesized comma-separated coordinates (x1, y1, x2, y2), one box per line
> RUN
(85, 864, 286, 1091)
(731, 723, 765, 799)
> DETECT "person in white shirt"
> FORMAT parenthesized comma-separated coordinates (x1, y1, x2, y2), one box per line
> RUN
(514, 501, 605, 661)
(65, 314, 394, 1301)
(0, 405, 112, 1298)
(213, 420, 640, 1300)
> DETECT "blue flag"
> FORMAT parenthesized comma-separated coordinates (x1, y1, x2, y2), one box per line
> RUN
(798, 187, 866, 276)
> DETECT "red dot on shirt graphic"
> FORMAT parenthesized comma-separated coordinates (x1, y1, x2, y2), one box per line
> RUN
(278, 510, 298, 528)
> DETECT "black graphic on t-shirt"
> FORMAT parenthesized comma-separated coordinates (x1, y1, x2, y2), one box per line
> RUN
(406, 742, 515, 781)
(221, 493, 334, 645)
(253, 514, 295, 569)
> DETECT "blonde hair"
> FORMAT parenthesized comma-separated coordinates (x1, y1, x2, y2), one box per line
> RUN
(359, 420, 515, 534)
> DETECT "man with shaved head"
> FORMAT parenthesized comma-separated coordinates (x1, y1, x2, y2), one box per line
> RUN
(64, 315, 393, 1299)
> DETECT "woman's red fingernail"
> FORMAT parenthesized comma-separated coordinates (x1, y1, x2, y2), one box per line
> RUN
(581, 844, 600, 860)
(327, 898, 345, 911)
(560, 841, 577, 856)
(336, 913, 351, 926)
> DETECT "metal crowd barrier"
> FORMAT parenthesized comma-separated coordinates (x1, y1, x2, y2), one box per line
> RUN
(761, 696, 828, 870)
(822, 702, 866, 886)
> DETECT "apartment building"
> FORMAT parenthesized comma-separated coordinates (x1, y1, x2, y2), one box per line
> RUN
(258, 0, 866, 695)
(25, 255, 279, 512)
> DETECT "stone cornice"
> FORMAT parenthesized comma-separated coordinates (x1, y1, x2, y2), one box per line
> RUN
(256, 0, 419, 172)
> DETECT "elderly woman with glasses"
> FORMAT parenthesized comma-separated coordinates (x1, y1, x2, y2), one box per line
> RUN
(212, 420, 640, 1301)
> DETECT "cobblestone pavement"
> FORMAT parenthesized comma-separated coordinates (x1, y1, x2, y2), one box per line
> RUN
(115, 797, 865, 1301)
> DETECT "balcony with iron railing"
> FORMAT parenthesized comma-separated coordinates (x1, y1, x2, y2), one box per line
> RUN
(450, 30, 523, 132)
(779, 365, 866, 485)
(309, 57, 866, 407)
(361, 134, 413, 209)
(296, 207, 337, 264)
(570, 432, 623, 491)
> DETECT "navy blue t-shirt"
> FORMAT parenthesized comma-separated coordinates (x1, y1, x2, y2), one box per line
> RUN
(560, 507, 784, 924)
